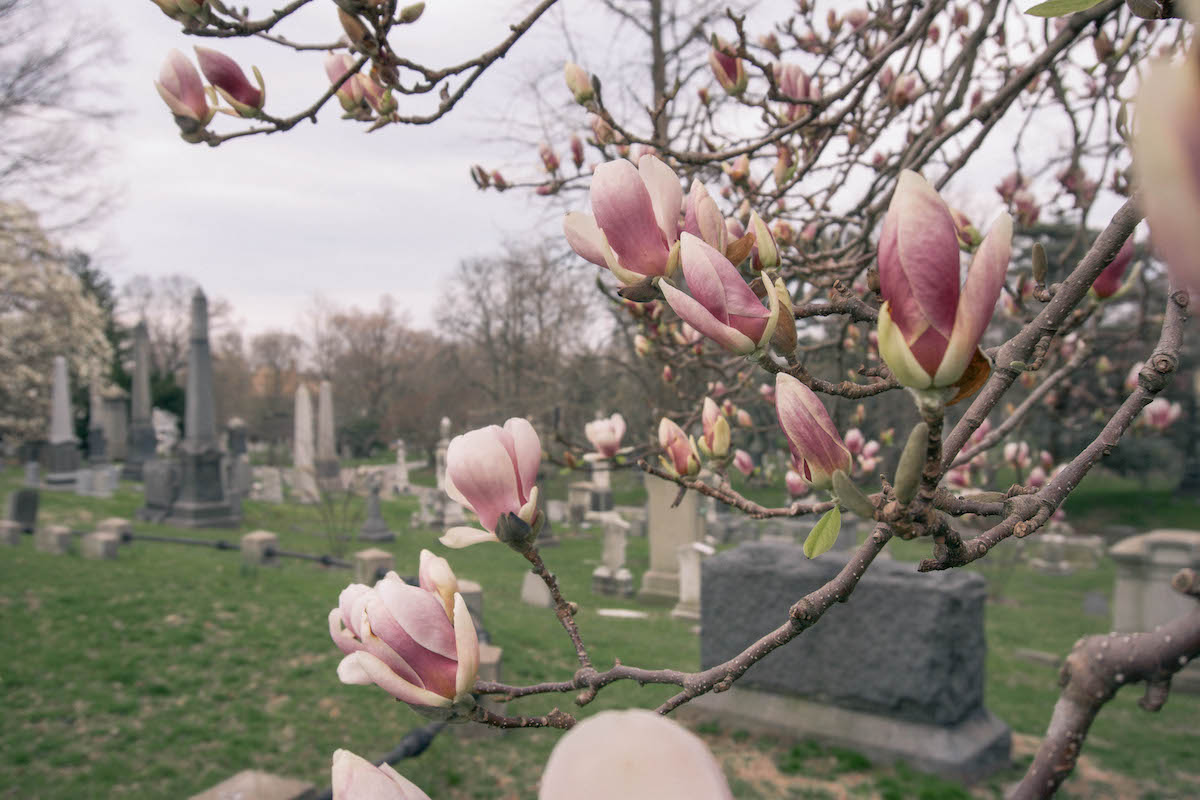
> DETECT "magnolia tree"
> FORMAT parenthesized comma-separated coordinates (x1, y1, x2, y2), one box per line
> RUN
(147, 0, 1200, 797)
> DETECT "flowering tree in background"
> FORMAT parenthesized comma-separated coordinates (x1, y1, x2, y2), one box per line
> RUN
(146, 0, 1200, 797)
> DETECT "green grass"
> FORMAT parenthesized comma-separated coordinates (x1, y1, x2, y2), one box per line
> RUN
(1, 466, 1198, 798)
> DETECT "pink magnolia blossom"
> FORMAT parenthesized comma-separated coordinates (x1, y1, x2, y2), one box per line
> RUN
(683, 180, 728, 253)
(877, 170, 1012, 389)
(844, 428, 865, 455)
(1004, 441, 1031, 470)
(195, 47, 264, 117)
(440, 418, 541, 548)
(1125, 361, 1144, 393)
(709, 38, 746, 95)
(539, 709, 732, 799)
(155, 49, 212, 124)
(1028, 466, 1048, 489)
(1133, 52, 1200, 292)
(862, 440, 881, 459)
(332, 749, 431, 800)
(698, 397, 731, 460)
(1091, 238, 1135, 299)
(564, 155, 684, 286)
(733, 449, 754, 476)
(659, 418, 700, 478)
(585, 413, 626, 458)
(324, 53, 363, 112)
(736, 408, 754, 428)
(775, 373, 852, 490)
(1142, 398, 1183, 431)
(776, 63, 815, 122)
(660, 233, 780, 355)
(785, 469, 809, 497)
(564, 62, 594, 104)
(330, 551, 479, 710)
(569, 134, 584, 169)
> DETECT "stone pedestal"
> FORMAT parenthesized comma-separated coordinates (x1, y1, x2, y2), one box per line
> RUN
(1111, 530, 1200, 690)
(97, 517, 133, 540)
(639, 474, 706, 602)
(188, 770, 315, 800)
(35, 525, 72, 555)
(520, 571, 553, 607)
(138, 458, 177, 521)
(688, 542, 1010, 781)
(123, 422, 158, 480)
(241, 531, 278, 566)
(82, 531, 120, 560)
(354, 548, 394, 585)
(166, 448, 238, 528)
(45, 355, 79, 488)
(671, 542, 715, 620)
(44, 440, 80, 488)
(567, 482, 593, 526)
(0, 520, 20, 546)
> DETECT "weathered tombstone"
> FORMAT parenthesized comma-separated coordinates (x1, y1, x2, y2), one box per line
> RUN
(241, 530, 279, 566)
(292, 384, 319, 502)
(74, 467, 95, 496)
(257, 467, 284, 504)
(152, 407, 180, 455)
(639, 474, 706, 602)
(520, 570, 553, 607)
(671, 541, 716, 620)
(0, 520, 20, 546)
(353, 548, 394, 585)
(1111, 530, 1200, 690)
(458, 578, 484, 624)
(45, 356, 80, 487)
(102, 387, 129, 461)
(82, 531, 119, 560)
(359, 477, 395, 542)
(87, 385, 108, 465)
(138, 458, 179, 521)
(188, 769, 314, 800)
(164, 291, 239, 528)
(316, 380, 339, 480)
(567, 482, 593, 526)
(592, 514, 634, 596)
(682, 542, 1011, 781)
(7, 488, 39, 533)
(391, 438, 410, 495)
(435, 416, 451, 491)
(23, 459, 40, 488)
(35, 524, 72, 555)
(123, 321, 156, 480)
(226, 417, 248, 456)
(589, 456, 614, 512)
(97, 517, 133, 539)
(412, 487, 445, 530)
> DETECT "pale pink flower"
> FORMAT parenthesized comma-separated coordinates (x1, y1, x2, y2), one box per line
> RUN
(683, 180, 728, 253)
(733, 449, 754, 476)
(785, 469, 809, 497)
(330, 552, 479, 710)
(585, 413, 626, 458)
(195, 47, 264, 116)
(659, 418, 700, 478)
(155, 49, 212, 124)
(324, 53, 363, 112)
(698, 397, 731, 460)
(539, 709, 732, 799)
(775, 373, 852, 490)
(440, 418, 541, 548)
(877, 170, 1012, 389)
(564, 155, 684, 286)
(844, 428, 865, 455)
(331, 749, 431, 800)
(1142, 398, 1183, 431)
(709, 38, 746, 95)
(564, 62, 593, 103)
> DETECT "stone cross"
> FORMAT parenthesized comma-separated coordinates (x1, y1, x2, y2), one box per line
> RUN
(292, 384, 318, 502)
(316, 380, 339, 480)
(359, 476, 395, 542)
(123, 321, 156, 480)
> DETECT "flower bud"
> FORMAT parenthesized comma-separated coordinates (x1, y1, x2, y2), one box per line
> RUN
(733, 449, 754, 476)
(775, 373, 852, 490)
(569, 134, 585, 169)
(709, 37, 747, 95)
(659, 418, 701, 478)
(399, 2, 425, 24)
(749, 211, 779, 270)
(736, 408, 753, 428)
(586, 413, 626, 458)
(539, 142, 560, 173)
(565, 62, 594, 104)
(324, 53, 363, 112)
(698, 397, 731, 460)
(155, 49, 213, 127)
(785, 469, 808, 497)
(331, 749, 431, 800)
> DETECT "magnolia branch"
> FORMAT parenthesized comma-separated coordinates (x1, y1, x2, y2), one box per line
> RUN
(1010, 568, 1200, 800)
(524, 548, 593, 671)
(639, 459, 835, 519)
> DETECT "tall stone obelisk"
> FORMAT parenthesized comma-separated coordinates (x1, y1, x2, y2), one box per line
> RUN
(45, 355, 80, 487)
(165, 290, 238, 527)
(293, 384, 319, 502)
(87, 385, 108, 465)
(315, 379, 340, 480)
(123, 321, 157, 480)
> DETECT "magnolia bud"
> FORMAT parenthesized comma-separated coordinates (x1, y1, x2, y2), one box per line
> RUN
(832, 470, 875, 519)
(1032, 242, 1048, 284)
(893, 422, 928, 504)
(565, 62, 594, 104)
(399, 2, 425, 23)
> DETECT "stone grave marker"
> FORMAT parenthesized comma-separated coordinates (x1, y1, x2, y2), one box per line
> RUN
(639, 474, 706, 602)
(45, 355, 80, 487)
(241, 530, 279, 566)
(138, 458, 178, 522)
(671, 541, 716, 620)
(7, 488, 39, 533)
(1, 520, 20, 546)
(292, 384, 319, 503)
(682, 541, 1011, 781)
(23, 460, 40, 488)
(592, 514, 634, 596)
(567, 481, 593, 526)
(123, 321, 156, 480)
(520, 570, 553, 607)
(359, 478, 395, 542)
(353, 548, 394, 585)
(35, 525, 72, 555)
(391, 438, 410, 495)
(315, 380, 340, 481)
(82, 531, 119, 560)
(102, 387, 129, 461)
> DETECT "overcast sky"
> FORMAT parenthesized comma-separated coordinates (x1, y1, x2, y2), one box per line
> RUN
(76, 0, 583, 338)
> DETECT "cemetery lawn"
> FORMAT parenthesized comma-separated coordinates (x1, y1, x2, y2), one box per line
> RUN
(1, 466, 1198, 799)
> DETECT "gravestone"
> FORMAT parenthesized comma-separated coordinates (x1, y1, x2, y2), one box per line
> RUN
(391, 438, 410, 495)
(241, 530, 279, 566)
(520, 570, 553, 607)
(6, 489, 38, 533)
(152, 407, 180, 455)
(164, 291, 239, 528)
(682, 542, 1010, 781)
(567, 482, 593, 526)
(671, 541, 716, 620)
(315, 380, 340, 481)
(0, 520, 19, 546)
(35, 525, 72, 555)
(123, 321, 157, 480)
(589, 457, 614, 512)
(82, 531, 119, 560)
(353, 548, 394, 585)
(435, 416, 451, 491)
(23, 460, 40, 488)
(226, 417, 248, 456)
(412, 487, 445, 530)
(1111, 530, 1200, 690)
(292, 384, 319, 502)
(74, 468, 95, 496)
(359, 478, 395, 542)
(259, 467, 284, 503)
(102, 387, 129, 461)
(592, 514, 634, 596)
(45, 356, 80, 487)
(138, 458, 179, 521)
(639, 474, 706, 602)
(87, 385, 108, 464)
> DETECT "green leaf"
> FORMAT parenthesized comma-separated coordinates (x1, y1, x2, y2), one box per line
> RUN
(1025, 0, 1103, 17)
(803, 507, 842, 559)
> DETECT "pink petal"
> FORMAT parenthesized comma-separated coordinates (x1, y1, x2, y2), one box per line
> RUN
(660, 280, 756, 354)
(439, 527, 500, 548)
(367, 589, 458, 699)
(445, 427, 520, 532)
(680, 233, 771, 322)
(935, 211, 1011, 386)
(503, 417, 542, 503)
(332, 749, 432, 800)
(592, 159, 670, 276)
(194, 46, 261, 108)
(452, 593, 480, 698)
(329, 608, 363, 656)
(336, 652, 451, 708)
(563, 212, 612, 269)
(774, 373, 851, 477)
(339, 583, 372, 634)
(638, 155, 684, 245)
